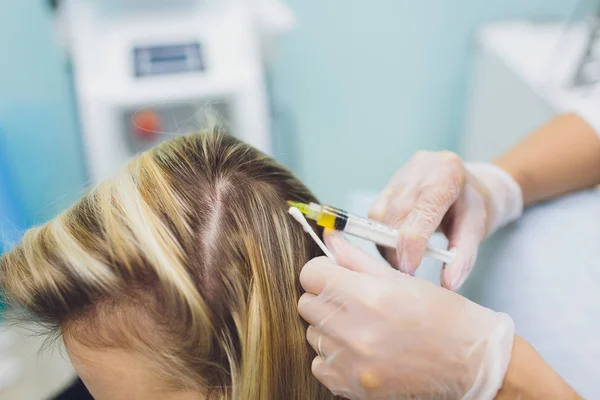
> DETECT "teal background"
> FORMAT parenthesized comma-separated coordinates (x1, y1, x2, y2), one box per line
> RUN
(271, 0, 589, 205)
(0, 0, 592, 223)
(0, 1, 86, 318)
(0, 1, 86, 227)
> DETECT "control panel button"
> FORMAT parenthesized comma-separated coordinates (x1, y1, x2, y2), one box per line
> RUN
(132, 111, 161, 140)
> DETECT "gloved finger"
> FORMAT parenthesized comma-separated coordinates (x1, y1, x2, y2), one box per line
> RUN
(440, 244, 478, 291)
(395, 196, 447, 275)
(301, 259, 384, 304)
(379, 185, 420, 228)
(300, 256, 342, 295)
(298, 292, 346, 329)
(396, 163, 464, 274)
(311, 357, 354, 399)
(299, 266, 397, 337)
(440, 189, 486, 290)
(306, 326, 341, 363)
(375, 188, 420, 268)
(323, 230, 394, 279)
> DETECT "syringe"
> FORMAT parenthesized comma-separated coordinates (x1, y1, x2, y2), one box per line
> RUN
(288, 201, 455, 264)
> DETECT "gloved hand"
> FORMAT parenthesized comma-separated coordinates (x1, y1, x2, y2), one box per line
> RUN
(298, 231, 515, 400)
(369, 151, 523, 290)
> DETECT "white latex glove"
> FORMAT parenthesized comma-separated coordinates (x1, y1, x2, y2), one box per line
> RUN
(298, 231, 515, 400)
(369, 151, 523, 290)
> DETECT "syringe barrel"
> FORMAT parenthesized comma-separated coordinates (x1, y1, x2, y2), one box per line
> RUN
(342, 212, 456, 264)
(343, 214, 398, 248)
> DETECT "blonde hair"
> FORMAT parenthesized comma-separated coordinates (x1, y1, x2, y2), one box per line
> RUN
(1, 129, 335, 399)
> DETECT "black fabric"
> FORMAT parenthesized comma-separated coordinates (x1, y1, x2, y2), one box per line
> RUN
(50, 378, 92, 400)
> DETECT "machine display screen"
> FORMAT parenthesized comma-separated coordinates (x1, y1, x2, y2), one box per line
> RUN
(134, 42, 204, 77)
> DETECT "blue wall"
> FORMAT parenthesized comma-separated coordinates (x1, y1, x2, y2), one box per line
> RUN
(272, 0, 588, 206)
(0, 0, 591, 226)
(0, 1, 86, 227)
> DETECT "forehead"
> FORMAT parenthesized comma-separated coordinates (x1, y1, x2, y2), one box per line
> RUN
(65, 336, 201, 400)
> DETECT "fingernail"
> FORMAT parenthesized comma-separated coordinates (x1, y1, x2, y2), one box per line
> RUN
(369, 203, 384, 221)
(398, 248, 415, 276)
(399, 252, 409, 273)
(447, 249, 476, 290)
(449, 268, 468, 291)
(397, 229, 416, 275)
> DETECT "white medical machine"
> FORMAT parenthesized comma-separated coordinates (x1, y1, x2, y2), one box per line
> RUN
(0, 4, 293, 395)
(58, 0, 294, 182)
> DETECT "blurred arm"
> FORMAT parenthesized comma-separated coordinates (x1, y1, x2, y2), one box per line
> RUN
(495, 113, 600, 207)
(496, 336, 582, 400)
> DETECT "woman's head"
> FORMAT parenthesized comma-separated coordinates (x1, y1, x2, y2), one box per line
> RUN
(1, 129, 333, 399)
